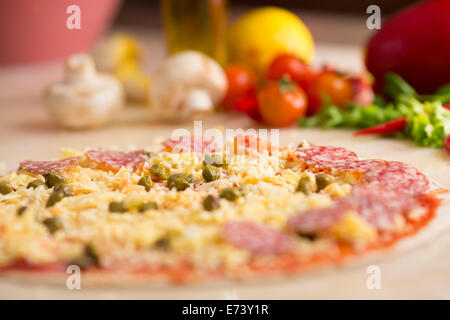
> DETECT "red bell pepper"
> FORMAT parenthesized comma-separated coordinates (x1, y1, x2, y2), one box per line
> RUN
(366, 0, 450, 94)
(354, 118, 407, 136)
(445, 135, 450, 155)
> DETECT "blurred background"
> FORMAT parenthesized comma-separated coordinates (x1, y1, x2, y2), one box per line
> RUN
(1, 0, 447, 151)
(0, 0, 420, 66)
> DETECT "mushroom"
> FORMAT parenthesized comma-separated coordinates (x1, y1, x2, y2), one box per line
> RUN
(149, 51, 227, 122)
(45, 54, 124, 129)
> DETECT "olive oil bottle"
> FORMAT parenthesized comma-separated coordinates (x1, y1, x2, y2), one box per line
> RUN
(161, 0, 228, 65)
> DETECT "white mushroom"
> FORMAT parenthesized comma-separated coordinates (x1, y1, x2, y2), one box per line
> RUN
(149, 51, 227, 122)
(45, 54, 124, 129)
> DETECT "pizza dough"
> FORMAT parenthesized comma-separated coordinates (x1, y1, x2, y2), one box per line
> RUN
(0, 135, 443, 285)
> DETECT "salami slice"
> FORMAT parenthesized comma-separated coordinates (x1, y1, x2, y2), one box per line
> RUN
(335, 159, 386, 172)
(288, 184, 420, 233)
(85, 150, 148, 170)
(295, 146, 358, 169)
(348, 184, 418, 230)
(222, 221, 292, 255)
(364, 161, 429, 195)
(162, 136, 219, 153)
(19, 157, 82, 174)
(287, 201, 352, 234)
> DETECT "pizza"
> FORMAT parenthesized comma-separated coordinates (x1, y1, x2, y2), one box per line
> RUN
(0, 135, 444, 284)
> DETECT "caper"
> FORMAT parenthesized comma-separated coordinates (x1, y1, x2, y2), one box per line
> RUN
(138, 201, 158, 212)
(43, 217, 63, 234)
(70, 244, 99, 270)
(296, 177, 313, 194)
(146, 151, 157, 158)
(17, 206, 27, 216)
(203, 195, 220, 211)
(27, 179, 46, 189)
(109, 201, 127, 213)
(46, 190, 65, 207)
(44, 173, 65, 188)
(203, 153, 228, 167)
(0, 181, 13, 195)
(153, 236, 170, 251)
(138, 176, 153, 191)
(149, 164, 171, 180)
(297, 141, 311, 148)
(219, 187, 239, 201)
(238, 184, 250, 196)
(167, 173, 193, 191)
(202, 165, 221, 182)
(297, 232, 317, 241)
(172, 178, 190, 191)
(315, 173, 334, 191)
(54, 184, 73, 196)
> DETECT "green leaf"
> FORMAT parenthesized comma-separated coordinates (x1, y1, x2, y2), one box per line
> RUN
(383, 72, 416, 100)
(406, 101, 450, 148)
(435, 83, 450, 95)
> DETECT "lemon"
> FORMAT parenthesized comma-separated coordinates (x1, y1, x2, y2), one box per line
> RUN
(228, 7, 314, 76)
(116, 60, 151, 104)
(93, 33, 141, 73)
(93, 33, 152, 104)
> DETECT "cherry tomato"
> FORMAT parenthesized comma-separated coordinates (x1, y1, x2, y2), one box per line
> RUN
(222, 64, 258, 110)
(234, 94, 262, 121)
(258, 78, 308, 127)
(266, 53, 312, 89)
(306, 71, 353, 115)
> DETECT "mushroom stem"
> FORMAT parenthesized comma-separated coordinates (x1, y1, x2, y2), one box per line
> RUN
(181, 89, 214, 116)
(64, 54, 97, 84)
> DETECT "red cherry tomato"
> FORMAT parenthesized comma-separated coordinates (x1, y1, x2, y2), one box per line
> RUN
(234, 94, 262, 122)
(306, 71, 353, 115)
(222, 64, 258, 110)
(266, 53, 312, 89)
(258, 78, 308, 127)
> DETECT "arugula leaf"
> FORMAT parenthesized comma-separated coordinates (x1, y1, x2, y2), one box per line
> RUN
(407, 101, 450, 148)
(298, 78, 450, 149)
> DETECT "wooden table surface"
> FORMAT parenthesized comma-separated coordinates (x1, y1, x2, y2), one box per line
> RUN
(0, 21, 449, 299)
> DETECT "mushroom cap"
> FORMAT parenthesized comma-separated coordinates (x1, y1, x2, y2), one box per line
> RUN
(149, 51, 227, 122)
(46, 54, 124, 129)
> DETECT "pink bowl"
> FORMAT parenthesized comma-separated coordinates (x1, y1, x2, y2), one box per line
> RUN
(0, 0, 123, 65)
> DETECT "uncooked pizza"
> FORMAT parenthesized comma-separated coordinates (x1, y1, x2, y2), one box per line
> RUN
(0, 135, 442, 283)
